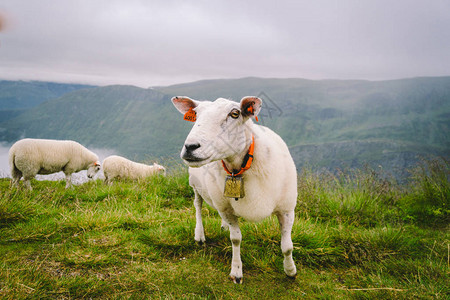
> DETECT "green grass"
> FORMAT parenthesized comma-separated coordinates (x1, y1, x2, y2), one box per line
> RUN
(0, 160, 449, 299)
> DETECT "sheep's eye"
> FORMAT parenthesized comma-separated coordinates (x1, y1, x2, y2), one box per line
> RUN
(229, 109, 240, 119)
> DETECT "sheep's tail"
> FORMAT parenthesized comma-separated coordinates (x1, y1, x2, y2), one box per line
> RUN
(9, 148, 22, 180)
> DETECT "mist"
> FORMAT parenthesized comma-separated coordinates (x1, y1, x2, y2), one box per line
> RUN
(0, 143, 10, 178)
(0, 143, 117, 185)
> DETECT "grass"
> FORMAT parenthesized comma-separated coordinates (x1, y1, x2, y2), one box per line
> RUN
(0, 159, 449, 299)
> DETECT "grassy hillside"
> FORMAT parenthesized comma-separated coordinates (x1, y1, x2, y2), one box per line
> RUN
(0, 160, 448, 299)
(0, 85, 188, 161)
(1, 77, 449, 178)
(0, 80, 95, 122)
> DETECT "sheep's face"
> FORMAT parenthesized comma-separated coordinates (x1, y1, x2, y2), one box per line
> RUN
(153, 163, 166, 176)
(172, 96, 261, 168)
(87, 161, 101, 178)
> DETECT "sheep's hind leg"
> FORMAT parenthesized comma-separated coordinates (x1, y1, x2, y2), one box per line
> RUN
(193, 190, 206, 244)
(23, 176, 33, 191)
(10, 167, 22, 188)
(11, 174, 21, 189)
(277, 210, 297, 278)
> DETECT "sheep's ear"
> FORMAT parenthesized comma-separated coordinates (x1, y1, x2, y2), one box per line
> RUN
(241, 96, 262, 120)
(171, 96, 199, 114)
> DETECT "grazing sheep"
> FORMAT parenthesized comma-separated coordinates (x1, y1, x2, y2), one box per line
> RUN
(9, 138, 101, 190)
(102, 155, 165, 184)
(172, 96, 297, 284)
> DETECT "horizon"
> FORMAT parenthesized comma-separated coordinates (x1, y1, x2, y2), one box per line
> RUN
(2, 74, 450, 89)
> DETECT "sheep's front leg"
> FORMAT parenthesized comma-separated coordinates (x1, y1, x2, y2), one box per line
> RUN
(22, 171, 33, 190)
(220, 212, 243, 284)
(220, 219, 229, 231)
(277, 210, 297, 278)
(65, 173, 73, 189)
(193, 190, 206, 244)
(104, 175, 113, 186)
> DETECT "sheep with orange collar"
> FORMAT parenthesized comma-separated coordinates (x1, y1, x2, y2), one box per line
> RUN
(172, 96, 297, 284)
(9, 138, 101, 190)
(102, 155, 165, 184)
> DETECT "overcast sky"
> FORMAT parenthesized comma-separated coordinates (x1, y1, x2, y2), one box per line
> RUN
(0, 0, 449, 88)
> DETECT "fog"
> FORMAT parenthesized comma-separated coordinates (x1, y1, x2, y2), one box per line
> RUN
(0, 143, 9, 178)
(0, 143, 117, 185)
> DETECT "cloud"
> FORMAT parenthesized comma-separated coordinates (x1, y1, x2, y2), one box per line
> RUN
(0, 0, 449, 87)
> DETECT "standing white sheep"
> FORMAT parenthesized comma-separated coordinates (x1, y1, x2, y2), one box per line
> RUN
(102, 155, 166, 184)
(9, 138, 101, 190)
(172, 96, 297, 284)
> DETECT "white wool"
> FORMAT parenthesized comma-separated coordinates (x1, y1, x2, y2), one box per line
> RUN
(9, 138, 100, 190)
(188, 124, 297, 221)
(172, 96, 297, 283)
(102, 155, 165, 183)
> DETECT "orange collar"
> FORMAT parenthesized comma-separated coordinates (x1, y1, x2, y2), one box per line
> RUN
(221, 135, 255, 177)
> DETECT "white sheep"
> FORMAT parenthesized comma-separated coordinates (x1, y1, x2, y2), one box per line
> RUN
(9, 138, 101, 190)
(102, 155, 166, 184)
(172, 96, 297, 284)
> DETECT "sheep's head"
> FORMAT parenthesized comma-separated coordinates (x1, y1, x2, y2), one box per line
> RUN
(87, 161, 101, 178)
(153, 163, 166, 176)
(172, 96, 261, 168)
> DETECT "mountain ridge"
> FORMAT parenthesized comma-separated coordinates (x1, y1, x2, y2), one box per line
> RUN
(1, 77, 449, 179)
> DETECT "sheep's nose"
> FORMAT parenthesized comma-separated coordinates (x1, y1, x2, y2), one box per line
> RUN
(185, 143, 201, 153)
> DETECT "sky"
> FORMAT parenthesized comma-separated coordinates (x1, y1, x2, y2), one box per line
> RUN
(0, 0, 449, 88)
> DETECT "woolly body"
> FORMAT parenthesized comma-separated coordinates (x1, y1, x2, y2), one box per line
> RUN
(172, 96, 297, 284)
(9, 138, 100, 189)
(188, 123, 297, 223)
(103, 155, 165, 183)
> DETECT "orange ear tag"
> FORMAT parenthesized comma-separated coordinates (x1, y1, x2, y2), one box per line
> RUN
(246, 106, 258, 122)
(183, 108, 196, 122)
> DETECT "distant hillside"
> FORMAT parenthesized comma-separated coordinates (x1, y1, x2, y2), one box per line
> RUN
(0, 80, 95, 121)
(1, 77, 449, 179)
(0, 85, 188, 161)
(158, 77, 450, 177)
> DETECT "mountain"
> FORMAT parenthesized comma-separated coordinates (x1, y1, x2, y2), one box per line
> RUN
(159, 77, 450, 178)
(1, 77, 449, 179)
(0, 85, 189, 161)
(0, 80, 95, 122)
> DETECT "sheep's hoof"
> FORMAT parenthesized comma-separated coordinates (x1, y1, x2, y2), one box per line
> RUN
(284, 261, 297, 278)
(195, 236, 206, 246)
(286, 273, 297, 280)
(230, 275, 243, 284)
